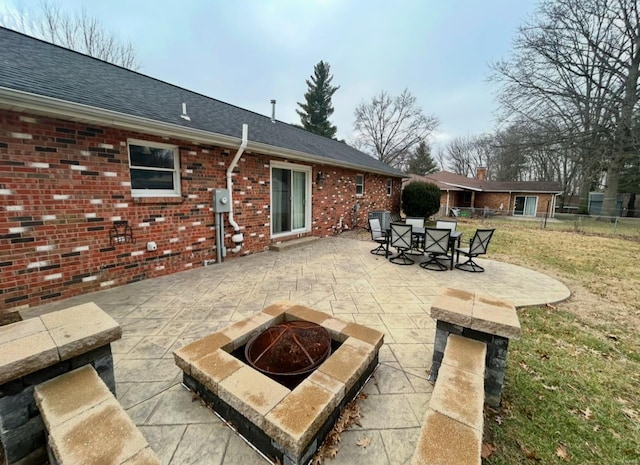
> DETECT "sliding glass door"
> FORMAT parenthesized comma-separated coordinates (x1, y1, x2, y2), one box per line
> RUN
(271, 163, 311, 235)
(514, 196, 538, 216)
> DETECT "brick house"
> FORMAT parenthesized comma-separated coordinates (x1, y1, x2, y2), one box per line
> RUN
(0, 28, 403, 311)
(406, 168, 562, 218)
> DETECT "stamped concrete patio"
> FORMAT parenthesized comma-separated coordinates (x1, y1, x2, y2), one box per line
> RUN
(21, 236, 570, 465)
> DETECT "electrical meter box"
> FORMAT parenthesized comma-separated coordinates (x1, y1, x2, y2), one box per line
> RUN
(212, 188, 231, 213)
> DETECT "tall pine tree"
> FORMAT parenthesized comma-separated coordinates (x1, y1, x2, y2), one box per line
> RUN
(296, 61, 339, 138)
(406, 141, 438, 175)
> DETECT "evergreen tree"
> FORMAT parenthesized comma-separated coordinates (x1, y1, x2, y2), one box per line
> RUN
(402, 181, 441, 218)
(296, 61, 339, 138)
(406, 141, 438, 175)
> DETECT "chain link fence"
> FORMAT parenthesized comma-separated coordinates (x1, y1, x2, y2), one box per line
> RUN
(471, 213, 640, 239)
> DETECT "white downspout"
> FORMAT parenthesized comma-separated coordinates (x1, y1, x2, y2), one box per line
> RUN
(227, 124, 248, 253)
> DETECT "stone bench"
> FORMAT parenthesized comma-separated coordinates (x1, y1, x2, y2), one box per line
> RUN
(0, 302, 121, 464)
(429, 287, 521, 407)
(411, 334, 486, 465)
(34, 365, 161, 465)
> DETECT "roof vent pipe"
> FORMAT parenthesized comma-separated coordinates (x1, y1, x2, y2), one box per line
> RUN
(270, 99, 276, 123)
(226, 124, 248, 253)
(180, 103, 191, 121)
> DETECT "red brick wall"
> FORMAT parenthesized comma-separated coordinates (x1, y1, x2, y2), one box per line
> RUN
(0, 110, 401, 311)
(475, 193, 511, 212)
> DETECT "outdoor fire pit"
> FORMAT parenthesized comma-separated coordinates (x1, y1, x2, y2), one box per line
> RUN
(245, 321, 332, 389)
(173, 302, 384, 465)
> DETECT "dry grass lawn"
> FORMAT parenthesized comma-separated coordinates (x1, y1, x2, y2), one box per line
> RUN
(452, 219, 640, 464)
(348, 218, 640, 463)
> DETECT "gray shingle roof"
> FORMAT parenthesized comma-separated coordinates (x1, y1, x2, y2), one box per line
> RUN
(0, 27, 403, 177)
(408, 172, 562, 193)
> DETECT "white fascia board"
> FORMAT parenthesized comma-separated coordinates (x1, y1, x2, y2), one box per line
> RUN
(0, 87, 402, 178)
(441, 181, 483, 192)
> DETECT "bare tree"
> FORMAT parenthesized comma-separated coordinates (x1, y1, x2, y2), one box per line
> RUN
(491, 0, 640, 216)
(445, 135, 492, 178)
(1, 0, 140, 69)
(353, 89, 439, 169)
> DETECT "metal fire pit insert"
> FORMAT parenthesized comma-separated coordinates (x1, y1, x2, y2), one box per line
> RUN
(245, 321, 331, 388)
(173, 302, 384, 465)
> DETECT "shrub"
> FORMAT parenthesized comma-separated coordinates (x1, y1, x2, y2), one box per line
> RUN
(402, 181, 441, 218)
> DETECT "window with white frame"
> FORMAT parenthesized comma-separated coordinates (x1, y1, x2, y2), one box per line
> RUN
(356, 174, 364, 196)
(128, 140, 180, 197)
(386, 178, 393, 196)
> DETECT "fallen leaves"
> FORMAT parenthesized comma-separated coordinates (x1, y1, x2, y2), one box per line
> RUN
(556, 444, 571, 461)
(481, 442, 496, 459)
(518, 442, 541, 461)
(581, 407, 592, 420)
(356, 436, 371, 448)
(311, 392, 367, 464)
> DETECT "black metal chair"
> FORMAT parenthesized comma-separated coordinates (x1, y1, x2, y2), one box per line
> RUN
(420, 228, 452, 271)
(389, 222, 414, 265)
(368, 218, 389, 257)
(455, 229, 495, 272)
(405, 217, 425, 254)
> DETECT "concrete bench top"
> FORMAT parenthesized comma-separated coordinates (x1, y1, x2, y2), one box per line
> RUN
(34, 365, 160, 465)
(430, 288, 521, 340)
(411, 334, 486, 465)
(0, 302, 121, 384)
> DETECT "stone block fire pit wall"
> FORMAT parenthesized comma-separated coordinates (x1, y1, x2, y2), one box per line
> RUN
(174, 301, 383, 465)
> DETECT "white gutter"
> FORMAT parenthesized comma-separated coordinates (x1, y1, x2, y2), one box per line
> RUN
(0, 87, 402, 178)
(226, 124, 248, 253)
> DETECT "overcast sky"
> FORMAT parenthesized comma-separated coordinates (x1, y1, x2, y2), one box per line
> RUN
(1, 0, 538, 148)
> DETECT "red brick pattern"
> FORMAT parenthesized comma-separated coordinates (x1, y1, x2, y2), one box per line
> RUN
(0, 110, 400, 310)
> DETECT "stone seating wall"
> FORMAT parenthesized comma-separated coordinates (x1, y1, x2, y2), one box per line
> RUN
(411, 334, 487, 465)
(0, 303, 121, 464)
(34, 365, 161, 465)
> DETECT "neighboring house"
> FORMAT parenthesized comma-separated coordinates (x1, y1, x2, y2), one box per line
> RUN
(406, 168, 562, 218)
(0, 28, 403, 310)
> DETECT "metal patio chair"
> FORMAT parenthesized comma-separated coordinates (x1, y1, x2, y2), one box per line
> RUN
(405, 217, 425, 253)
(389, 222, 414, 265)
(420, 228, 452, 271)
(436, 220, 457, 232)
(405, 217, 425, 228)
(455, 228, 495, 272)
(368, 218, 389, 257)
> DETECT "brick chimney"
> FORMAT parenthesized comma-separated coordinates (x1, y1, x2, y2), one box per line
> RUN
(476, 167, 487, 181)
